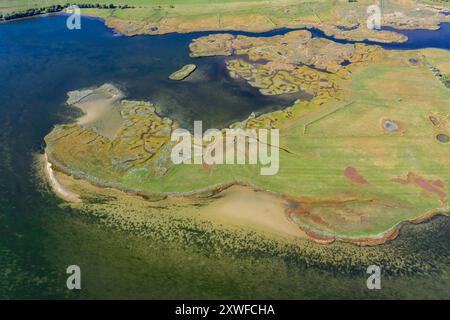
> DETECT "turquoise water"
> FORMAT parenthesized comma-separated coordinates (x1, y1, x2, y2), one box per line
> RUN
(0, 15, 450, 299)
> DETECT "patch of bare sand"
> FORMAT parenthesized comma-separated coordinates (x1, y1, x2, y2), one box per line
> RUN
(42, 158, 307, 241)
(69, 84, 125, 140)
(198, 186, 306, 239)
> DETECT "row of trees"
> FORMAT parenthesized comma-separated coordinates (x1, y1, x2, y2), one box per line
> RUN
(0, 3, 134, 22)
(0, 5, 64, 21)
(75, 3, 134, 9)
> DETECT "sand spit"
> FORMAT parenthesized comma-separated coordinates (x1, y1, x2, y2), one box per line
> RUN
(44, 154, 81, 203)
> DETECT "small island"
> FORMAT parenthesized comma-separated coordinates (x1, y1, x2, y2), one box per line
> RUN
(169, 64, 197, 81)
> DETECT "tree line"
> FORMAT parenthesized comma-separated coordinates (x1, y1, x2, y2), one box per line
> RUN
(0, 3, 134, 22)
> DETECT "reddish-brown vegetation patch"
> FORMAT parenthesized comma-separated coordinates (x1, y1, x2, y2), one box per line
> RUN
(392, 172, 446, 200)
(304, 230, 335, 245)
(202, 162, 213, 175)
(351, 227, 400, 246)
(344, 166, 368, 184)
(284, 198, 405, 246)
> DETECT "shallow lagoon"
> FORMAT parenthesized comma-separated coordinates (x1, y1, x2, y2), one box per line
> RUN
(1, 15, 450, 299)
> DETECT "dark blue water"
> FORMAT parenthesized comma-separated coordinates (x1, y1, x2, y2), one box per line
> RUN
(0, 14, 450, 298)
(0, 15, 306, 132)
(179, 22, 450, 51)
(211, 21, 450, 51)
(215, 22, 450, 51)
(305, 22, 450, 51)
(379, 23, 450, 50)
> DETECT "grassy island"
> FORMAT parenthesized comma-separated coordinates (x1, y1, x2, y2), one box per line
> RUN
(169, 64, 197, 80)
(44, 22, 450, 244)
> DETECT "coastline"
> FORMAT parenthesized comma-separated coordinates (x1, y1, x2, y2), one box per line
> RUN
(43, 153, 81, 203)
(31, 11, 450, 247)
(0, 12, 61, 24)
(44, 149, 450, 246)
(2, 1, 450, 300)
(2, 10, 448, 46)
(2, 11, 446, 45)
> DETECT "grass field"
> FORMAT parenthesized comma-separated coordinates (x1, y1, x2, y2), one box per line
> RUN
(2, 1, 448, 38)
(140, 49, 450, 238)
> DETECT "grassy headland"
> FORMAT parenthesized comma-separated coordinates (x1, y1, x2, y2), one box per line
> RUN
(44, 27, 450, 243)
